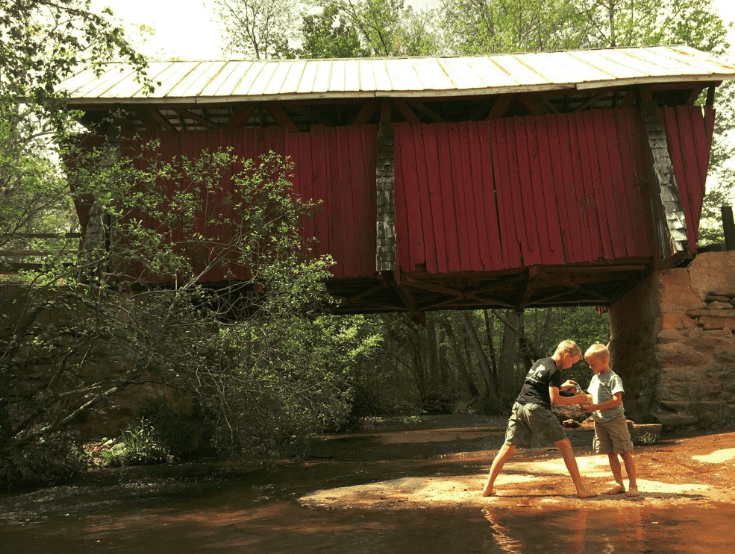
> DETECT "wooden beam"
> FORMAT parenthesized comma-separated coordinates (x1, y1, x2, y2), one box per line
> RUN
(147, 108, 176, 131)
(410, 100, 445, 123)
(265, 103, 298, 132)
(706, 85, 716, 106)
(350, 100, 378, 125)
(486, 94, 514, 120)
(226, 104, 257, 128)
(517, 267, 539, 309)
(381, 100, 392, 124)
(518, 95, 545, 116)
(176, 109, 221, 129)
(686, 86, 705, 106)
(575, 92, 608, 112)
(394, 100, 421, 124)
(723, 206, 735, 251)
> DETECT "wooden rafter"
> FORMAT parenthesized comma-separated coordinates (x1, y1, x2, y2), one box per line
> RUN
(395, 100, 421, 124)
(226, 104, 257, 128)
(486, 95, 514, 120)
(351, 100, 378, 125)
(176, 109, 221, 129)
(265, 103, 298, 132)
(410, 101, 445, 123)
(518, 95, 545, 116)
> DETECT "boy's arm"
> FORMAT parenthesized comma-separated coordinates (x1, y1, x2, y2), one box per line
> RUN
(550, 386, 587, 406)
(584, 391, 623, 413)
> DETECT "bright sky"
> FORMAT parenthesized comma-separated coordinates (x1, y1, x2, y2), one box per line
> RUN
(95, 0, 735, 61)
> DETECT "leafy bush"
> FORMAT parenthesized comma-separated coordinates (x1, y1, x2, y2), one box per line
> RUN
(99, 418, 169, 467)
(0, 433, 86, 492)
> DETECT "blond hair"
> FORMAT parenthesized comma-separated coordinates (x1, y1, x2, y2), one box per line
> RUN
(554, 340, 582, 359)
(585, 342, 610, 361)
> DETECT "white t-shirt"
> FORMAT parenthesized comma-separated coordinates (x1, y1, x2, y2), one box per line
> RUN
(588, 370, 625, 422)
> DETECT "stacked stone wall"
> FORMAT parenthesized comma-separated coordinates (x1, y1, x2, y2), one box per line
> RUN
(609, 252, 735, 429)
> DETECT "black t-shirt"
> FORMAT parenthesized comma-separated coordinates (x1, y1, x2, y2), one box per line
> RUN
(515, 357, 563, 409)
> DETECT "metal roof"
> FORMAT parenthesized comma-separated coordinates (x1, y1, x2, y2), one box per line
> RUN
(60, 45, 735, 105)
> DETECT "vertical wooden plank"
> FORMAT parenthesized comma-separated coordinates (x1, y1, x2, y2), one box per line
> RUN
(692, 106, 712, 194)
(545, 115, 577, 263)
(478, 121, 504, 270)
(447, 123, 471, 271)
(560, 115, 596, 262)
(412, 125, 438, 273)
(513, 117, 543, 266)
(533, 116, 566, 264)
(457, 122, 484, 271)
(393, 126, 412, 273)
(325, 127, 345, 276)
(396, 124, 425, 271)
(676, 106, 708, 241)
(311, 126, 333, 265)
(436, 124, 463, 272)
(421, 124, 449, 273)
(348, 126, 375, 276)
(489, 119, 521, 268)
(467, 121, 494, 270)
(611, 109, 645, 257)
(337, 127, 360, 276)
(591, 110, 627, 258)
(359, 125, 378, 276)
(572, 112, 606, 260)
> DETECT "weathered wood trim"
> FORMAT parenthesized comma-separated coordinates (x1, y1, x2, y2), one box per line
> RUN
(486, 94, 514, 120)
(640, 98, 689, 260)
(395, 100, 421, 124)
(351, 100, 378, 125)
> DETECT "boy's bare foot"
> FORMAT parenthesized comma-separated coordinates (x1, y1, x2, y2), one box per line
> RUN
(626, 487, 640, 497)
(577, 489, 597, 499)
(604, 485, 625, 495)
(482, 487, 494, 497)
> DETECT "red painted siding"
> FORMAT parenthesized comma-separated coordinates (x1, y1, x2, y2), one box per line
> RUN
(126, 126, 376, 282)
(394, 107, 710, 273)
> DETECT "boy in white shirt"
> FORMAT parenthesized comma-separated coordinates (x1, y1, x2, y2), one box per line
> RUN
(584, 342, 639, 497)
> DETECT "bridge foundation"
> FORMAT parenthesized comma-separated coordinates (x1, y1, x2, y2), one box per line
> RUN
(608, 251, 735, 430)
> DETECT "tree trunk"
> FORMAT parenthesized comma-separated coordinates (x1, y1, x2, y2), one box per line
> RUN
(497, 310, 520, 396)
(461, 311, 496, 397)
(439, 318, 480, 398)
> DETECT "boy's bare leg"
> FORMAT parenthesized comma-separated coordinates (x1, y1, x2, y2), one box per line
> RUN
(482, 444, 515, 496)
(621, 451, 639, 496)
(605, 453, 626, 494)
(555, 438, 597, 498)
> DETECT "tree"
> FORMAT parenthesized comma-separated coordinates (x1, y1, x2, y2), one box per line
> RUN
(214, 0, 300, 59)
(275, 2, 367, 59)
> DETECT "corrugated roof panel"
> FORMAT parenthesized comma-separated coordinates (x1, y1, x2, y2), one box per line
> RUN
(246, 62, 280, 96)
(410, 58, 455, 90)
(82, 66, 138, 98)
(59, 46, 735, 103)
(372, 60, 393, 91)
(491, 54, 549, 87)
(462, 57, 519, 88)
(198, 61, 240, 97)
(312, 60, 333, 93)
(280, 60, 308, 93)
(264, 60, 293, 95)
(296, 60, 318, 93)
(113, 62, 175, 98)
(329, 60, 346, 92)
(344, 59, 360, 92)
(358, 59, 376, 91)
(166, 61, 218, 97)
(385, 58, 421, 91)
(516, 52, 584, 87)
(230, 61, 265, 96)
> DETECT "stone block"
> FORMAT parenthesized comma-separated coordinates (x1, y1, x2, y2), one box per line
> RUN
(656, 268, 704, 312)
(707, 301, 734, 310)
(656, 328, 685, 343)
(654, 342, 712, 367)
(698, 316, 735, 331)
(687, 251, 735, 300)
(659, 312, 697, 330)
(655, 410, 697, 426)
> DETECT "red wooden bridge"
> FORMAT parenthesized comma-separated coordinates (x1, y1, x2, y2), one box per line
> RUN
(61, 46, 735, 316)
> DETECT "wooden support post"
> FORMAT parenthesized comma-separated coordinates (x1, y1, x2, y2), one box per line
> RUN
(375, 121, 396, 273)
(723, 206, 735, 251)
(226, 104, 257, 128)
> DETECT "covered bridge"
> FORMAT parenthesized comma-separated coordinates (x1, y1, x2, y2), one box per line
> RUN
(60, 46, 735, 317)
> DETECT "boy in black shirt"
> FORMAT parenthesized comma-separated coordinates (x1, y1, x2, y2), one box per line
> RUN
(482, 340, 597, 498)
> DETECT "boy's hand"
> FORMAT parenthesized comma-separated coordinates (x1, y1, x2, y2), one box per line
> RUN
(573, 393, 588, 405)
(560, 379, 578, 391)
(584, 404, 598, 413)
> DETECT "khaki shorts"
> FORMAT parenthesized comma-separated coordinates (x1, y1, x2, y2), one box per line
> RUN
(593, 414, 633, 454)
(504, 402, 567, 448)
